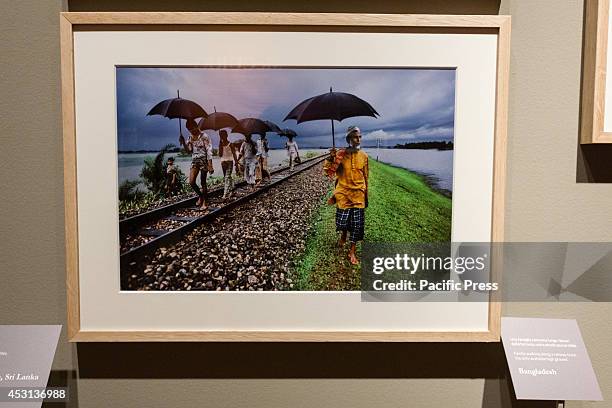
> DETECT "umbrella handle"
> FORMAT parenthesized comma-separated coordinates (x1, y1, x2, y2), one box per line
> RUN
(331, 119, 336, 149)
(177, 90, 183, 138)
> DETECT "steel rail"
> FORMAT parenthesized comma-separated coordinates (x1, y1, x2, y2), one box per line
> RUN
(119, 153, 326, 235)
(119, 154, 329, 284)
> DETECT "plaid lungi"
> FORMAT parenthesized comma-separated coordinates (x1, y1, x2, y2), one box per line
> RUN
(335, 208, 365, 243)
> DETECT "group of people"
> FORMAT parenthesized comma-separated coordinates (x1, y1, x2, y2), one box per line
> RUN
(168, 119, 301, 211)
(167, 120, 369, 264)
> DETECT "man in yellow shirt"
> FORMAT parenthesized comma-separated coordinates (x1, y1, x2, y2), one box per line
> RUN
(323, 126, 369, 265)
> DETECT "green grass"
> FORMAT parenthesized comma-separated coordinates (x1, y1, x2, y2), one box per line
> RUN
(292, 159, 452, 291)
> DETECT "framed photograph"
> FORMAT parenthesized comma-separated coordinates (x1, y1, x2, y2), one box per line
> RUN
(61, 12, 510, 341)
(581, 0, 612, 143)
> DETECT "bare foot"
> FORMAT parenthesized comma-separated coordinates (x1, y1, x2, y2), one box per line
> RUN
(200, 202, 208, 211)
(196, 197, 203, 207)
(348, 252, 359, 265)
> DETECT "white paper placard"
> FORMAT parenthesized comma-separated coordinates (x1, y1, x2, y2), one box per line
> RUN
(501, 317, 603, 401)
(0, 325, 62, 406)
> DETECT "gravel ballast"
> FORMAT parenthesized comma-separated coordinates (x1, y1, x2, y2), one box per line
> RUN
(125, 164, 331, 291)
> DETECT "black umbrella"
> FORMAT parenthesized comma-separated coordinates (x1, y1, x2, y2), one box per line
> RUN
(147, 90, 207, 138)
(232, 118, 273, 136)
(198, 107, 238, 131)
(283, 87, 379, 148)
(278, 128, 297, 138)
(263, 120, 282, 134)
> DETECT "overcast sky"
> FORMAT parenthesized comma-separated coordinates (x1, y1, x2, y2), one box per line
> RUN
(116, 67, 455, 150)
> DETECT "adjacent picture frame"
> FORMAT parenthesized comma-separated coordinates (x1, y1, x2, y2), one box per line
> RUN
(581, 0, 612, 143)
(60, 12, 510, 342)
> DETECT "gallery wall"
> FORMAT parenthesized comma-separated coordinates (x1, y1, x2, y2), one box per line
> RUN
(0, 0, 611, 407)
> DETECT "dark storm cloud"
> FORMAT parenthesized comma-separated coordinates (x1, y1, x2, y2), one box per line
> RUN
(116, 67, 455, 150)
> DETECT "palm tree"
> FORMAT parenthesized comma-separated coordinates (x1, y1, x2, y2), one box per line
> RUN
(140, 144, 176, 195)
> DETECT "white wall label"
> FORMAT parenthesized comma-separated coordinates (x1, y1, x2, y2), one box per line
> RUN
(501, 317, 602, 401)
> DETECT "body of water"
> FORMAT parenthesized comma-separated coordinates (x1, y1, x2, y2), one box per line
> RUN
(364, 148, 453, 192)
(118, 148, 452, 192)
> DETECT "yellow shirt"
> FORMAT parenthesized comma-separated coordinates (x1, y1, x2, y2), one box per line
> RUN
(324, 149, 369, 209)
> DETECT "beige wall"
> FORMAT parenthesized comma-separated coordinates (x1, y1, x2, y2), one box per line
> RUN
(0, 0, 610, 407)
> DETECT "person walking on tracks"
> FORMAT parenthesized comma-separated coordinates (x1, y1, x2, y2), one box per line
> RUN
(179, 119, 214, 210)
(238, 133, 259, 191)
(218, 129, 238, 199)
(285, 134, 300, 171)
(323, 126, 369, 265)
(257, 134, 271, 183)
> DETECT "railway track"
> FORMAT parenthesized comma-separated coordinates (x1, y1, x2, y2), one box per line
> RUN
(119, 154, 329, 279)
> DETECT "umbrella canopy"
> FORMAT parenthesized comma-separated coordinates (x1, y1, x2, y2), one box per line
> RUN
(278, 128, 297, 138)
(198, 110, 238, 131)
(232, 118, 273, 136)
(263, 120, 282, 134)
(146, 90, 207, 138)
(147, 92, 207, 120)
(283, 87, 379, 148)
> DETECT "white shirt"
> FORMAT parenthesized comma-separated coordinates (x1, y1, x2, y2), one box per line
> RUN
(240, 140, 259, 161)
(286, 140, 299, 156)
(257, 138, 269, 158)
(190, 133, 213, 160)
(219, 142, 234, 161)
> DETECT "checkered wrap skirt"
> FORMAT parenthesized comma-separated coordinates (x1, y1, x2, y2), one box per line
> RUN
(335, 208, 365, 243)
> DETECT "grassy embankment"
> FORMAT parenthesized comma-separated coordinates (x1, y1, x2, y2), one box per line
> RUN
(293, 159, 452, 291)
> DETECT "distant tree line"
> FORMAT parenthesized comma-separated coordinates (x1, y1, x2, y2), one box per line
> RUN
(119, 147, 182, 154)
(393, 141, 453, 150)
(119, 146, 219, 156)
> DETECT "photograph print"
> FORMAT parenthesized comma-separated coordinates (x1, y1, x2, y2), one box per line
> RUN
(117, 66, 455, 292)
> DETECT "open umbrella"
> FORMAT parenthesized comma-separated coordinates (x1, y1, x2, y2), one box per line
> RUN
(232, 118, 273, 136)
(147, 90, 207, 138)
(283, 87, 379, 148)
(263, 120, 282, 134)
(198, 106, 238, 131)
(278, 128, 297, 138)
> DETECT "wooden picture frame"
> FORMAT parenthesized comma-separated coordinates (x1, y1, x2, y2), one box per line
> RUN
(581, 0, 612, 143)
(61, 12, 510, 342)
